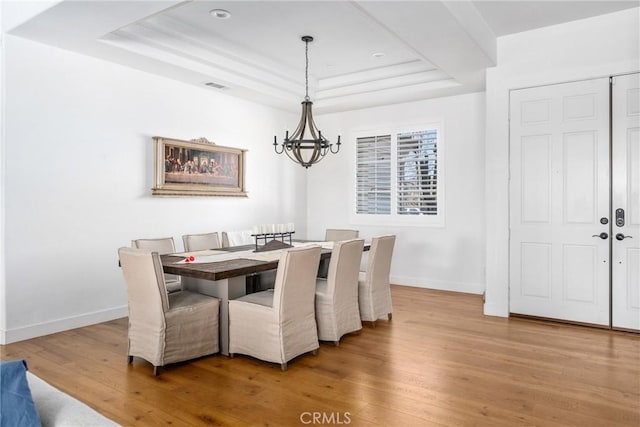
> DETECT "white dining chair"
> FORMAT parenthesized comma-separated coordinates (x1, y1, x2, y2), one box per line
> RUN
(325, 229, 359, 241)
(228, 245, 322, 370)
(315, 239, 364, 344)
(358, 235, 396, 323)
(182, 232, 221, 252)
(221, 230, 254, 247)
(318, 229, 360, 278)
(131, 237, 182, 293)
(118, 247, 220, 376)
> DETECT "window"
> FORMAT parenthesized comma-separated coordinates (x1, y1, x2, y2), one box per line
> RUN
(397, 130, 438, 215)
(354, 125, 442, 225)
(356, 135, 391, 214)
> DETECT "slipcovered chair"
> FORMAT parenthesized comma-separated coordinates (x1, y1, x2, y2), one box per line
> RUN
(325, 229, 359, 241)
(315, 239, 364, 345)
(319, 229, 360, 278)
(358, 235, 396, 323)
(228, 245, 322, 371)
(221, 230, 254, 247)
(182, 232, 221, 251)
(118, 247, 220, 376)
(132, 237, 181, 293)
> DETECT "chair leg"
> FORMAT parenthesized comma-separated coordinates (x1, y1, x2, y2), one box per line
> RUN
(245, 275, 255, 294)
(388, 313, 393, 321)
(311, 349, 319, 356)
(127, 355, 133, 364)
(333, 341, 340, 347)
(281, 362, 288, 371)
(229, 353, 235, 359)
(153, 366, 160, 377)
(246, 273, 265, 293)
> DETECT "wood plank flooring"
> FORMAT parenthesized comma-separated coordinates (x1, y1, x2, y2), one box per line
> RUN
(2, 286, 639, 426)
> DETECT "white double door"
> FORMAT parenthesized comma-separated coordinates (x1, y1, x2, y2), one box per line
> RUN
(509, 73, 639, 330)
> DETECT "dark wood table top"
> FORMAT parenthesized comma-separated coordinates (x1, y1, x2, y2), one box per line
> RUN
(161, 242, 369, 282)
(161, 254, 279, 281)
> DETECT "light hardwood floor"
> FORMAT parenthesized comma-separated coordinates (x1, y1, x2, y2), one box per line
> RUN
(2, 286, 639, 426)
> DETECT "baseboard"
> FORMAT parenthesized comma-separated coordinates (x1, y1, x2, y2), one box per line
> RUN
(391, 275, 484, 295)
(1, 305, 128, 344)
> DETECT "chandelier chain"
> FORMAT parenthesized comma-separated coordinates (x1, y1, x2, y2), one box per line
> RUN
(305, 39, 309, 101)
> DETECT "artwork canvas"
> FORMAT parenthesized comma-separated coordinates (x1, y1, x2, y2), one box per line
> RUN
(152, 136, 247, 197)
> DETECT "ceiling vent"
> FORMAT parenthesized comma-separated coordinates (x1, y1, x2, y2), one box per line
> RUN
(204, 81, 227, 90)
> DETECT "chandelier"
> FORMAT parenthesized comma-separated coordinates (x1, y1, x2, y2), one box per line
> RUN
(273, 36, 341, 168)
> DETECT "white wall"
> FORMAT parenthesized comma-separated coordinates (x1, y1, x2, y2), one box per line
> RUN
(308, 92, 486, 293)
(484, 8, 640, 316)
(1, 35, 303, 343)
(0, 1, 7, 337)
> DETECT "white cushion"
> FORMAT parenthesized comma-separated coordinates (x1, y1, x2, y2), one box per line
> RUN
(235, 289, 274, 308)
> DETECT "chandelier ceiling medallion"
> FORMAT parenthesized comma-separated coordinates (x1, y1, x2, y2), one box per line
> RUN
(273, 36, 341, 168)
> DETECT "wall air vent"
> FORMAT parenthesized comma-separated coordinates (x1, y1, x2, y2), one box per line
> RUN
(204, 82, 227, 90)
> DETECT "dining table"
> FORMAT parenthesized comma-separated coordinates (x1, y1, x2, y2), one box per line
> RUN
(161, 241, 369, 356)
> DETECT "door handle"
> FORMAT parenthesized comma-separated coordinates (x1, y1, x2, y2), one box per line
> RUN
(615, 233, 633, 241)
(592, 232, 609, 239)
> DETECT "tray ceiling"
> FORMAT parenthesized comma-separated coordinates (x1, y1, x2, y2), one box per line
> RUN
(8, 0, 639, 113)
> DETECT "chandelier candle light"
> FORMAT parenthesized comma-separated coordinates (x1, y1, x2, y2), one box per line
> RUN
(273, 36, 341, 168)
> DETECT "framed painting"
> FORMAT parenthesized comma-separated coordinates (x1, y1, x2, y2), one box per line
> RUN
(152, 136, 247, 197)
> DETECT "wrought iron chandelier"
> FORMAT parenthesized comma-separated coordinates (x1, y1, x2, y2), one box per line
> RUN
(274, 36, 341, 168)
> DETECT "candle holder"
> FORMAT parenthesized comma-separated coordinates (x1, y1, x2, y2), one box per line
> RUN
(251, 231, 295, 252)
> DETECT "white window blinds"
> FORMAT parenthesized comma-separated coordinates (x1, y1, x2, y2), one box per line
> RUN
(397, 129, 438, 215)
(356, 135, 391, 214)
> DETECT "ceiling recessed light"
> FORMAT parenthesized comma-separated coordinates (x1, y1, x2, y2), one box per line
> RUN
(372, 52, 385, 58)
(209, 9, 231, 19)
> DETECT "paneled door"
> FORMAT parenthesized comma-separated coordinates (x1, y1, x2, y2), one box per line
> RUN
(509, 78, 611, 326)
(612, 73, 640, 331)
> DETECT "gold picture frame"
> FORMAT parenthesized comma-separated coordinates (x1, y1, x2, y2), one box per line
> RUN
(152, 136, 247, 197)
